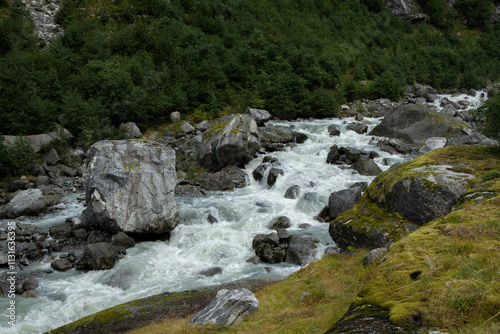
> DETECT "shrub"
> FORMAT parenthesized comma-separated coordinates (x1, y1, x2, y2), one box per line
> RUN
(0, 136, 37, 179)
(477, 93, 500, 139)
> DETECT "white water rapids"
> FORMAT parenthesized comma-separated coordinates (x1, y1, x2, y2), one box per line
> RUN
(0, 92, 486, 333)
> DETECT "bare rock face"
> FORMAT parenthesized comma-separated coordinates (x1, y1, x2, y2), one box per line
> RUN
(82, 140, 178, 237)
(187, 288, 259, 327)
(199, 115, 261, 172)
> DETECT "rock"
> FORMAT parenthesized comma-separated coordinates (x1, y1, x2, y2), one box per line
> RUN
(346, 122, 368, 134)
(293, 131, 308, 144)
(81, 242, 123, 270)
(325, 303, 409, 334)
(244, 108, 271, 126)
(59, 165, 77, 177)
(351, 158, 383, 176)
(82, 140, 178, 237)
(2, 128, 73, 153)
(51, 259, 73, 272)
(221, 166, 247, 188)
(180, 122, 196, 134)
(22, 278, 39, 291)
(48, 224, 73, 240)
(187, 288, 259, 327)
(199, 114, 260, 172)
(419, 137, 447, 154)
(328, 125, 341, 136)
(284, 185, 300, 199)
(196, 120, 211, 132)
(199, 267, 223, 277)
(252, 163, 270, 182)
(252, 233, 287, 263)
(267, 167, 284, 187)
(7, 179, 29, 192)
(314, 205, 330, 222)
(368, 164, 474, 226)
(268, 216, 291, 230)
(370, 104, 495, 147)
(119, 122, 142, 138)
(0, 189, 45, 219)
(43, 149, 61, 166)
(328, 187, 362, 220)
(286, 235, 317, 266)
(111, 232, 136, 249)
(362, 247, 387, 266)
(170, 111, 181, 123)
(326, 145, 341, 164)
(329, 148, 477, 250)
(22, 290, 38, 298)
(259, 125, 294, 143)
(441, 104, 457, 117)
(324, 246, 341, 256)
(26, 162, 46, 177)
(196, 171, 235, 191)
(207, 213, 218, 224)
(35, 176, 50, 187)
(350, 182, 368, 192)
(277, 228, 291, 242)
(73, 228, 88, 241)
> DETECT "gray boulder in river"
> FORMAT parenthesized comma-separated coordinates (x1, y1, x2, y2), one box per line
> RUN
(370, 104, 497, 149)
(199, 114, 261, 172)
(82, 140, 178, 237)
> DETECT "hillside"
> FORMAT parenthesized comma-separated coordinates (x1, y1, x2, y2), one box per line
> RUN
(0, 0, 499, 143)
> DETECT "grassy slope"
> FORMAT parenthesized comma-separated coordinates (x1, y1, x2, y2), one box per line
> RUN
(126, 146, 500, 333)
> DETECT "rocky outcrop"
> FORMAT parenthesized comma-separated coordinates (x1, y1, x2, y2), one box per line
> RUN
(2, 127, 73, 153)
(187, 288, 259, 327)
(384, 0, 428, 23)
(370, 105, 497, 149)
(21, 0, 64, 43)
(199, 114, 261, 172)
(0, 189, 45, 218)
(82, 140, 178, 238)
(329, 146, 479, 250)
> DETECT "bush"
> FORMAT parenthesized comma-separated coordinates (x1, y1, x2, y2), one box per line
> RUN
(368, 72, 405, 101)
(477, 93, 500, 139)
(0, 136, 37, 179)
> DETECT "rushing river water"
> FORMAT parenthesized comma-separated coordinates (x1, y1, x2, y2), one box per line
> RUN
(0, 92, 486, 333)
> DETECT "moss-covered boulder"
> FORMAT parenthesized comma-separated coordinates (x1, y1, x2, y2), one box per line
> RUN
(329, 146, 493, 250)
(369, 104, 496, 148)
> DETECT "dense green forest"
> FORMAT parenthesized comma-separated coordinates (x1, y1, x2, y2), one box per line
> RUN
(0, 0, 499, 144)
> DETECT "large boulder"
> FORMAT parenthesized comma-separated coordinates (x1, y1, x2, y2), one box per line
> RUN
(0, 189, 45, 218)
(370, 105, 496, 148)
(82, 140, 178, 237)
(252, 233, 287, 263)
(187, 288, 259, 327)
(329, 146, 478, 250)
(351, 158, 383, 176)
(80, 242, 124, 270)
(199, 114, 261, 172)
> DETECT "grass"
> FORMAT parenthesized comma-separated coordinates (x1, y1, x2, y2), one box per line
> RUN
(127, 251, 373, 334)
(357, 187, 500, 331)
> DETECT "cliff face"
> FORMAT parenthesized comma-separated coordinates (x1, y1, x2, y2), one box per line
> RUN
(21, 0, 63, 43)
